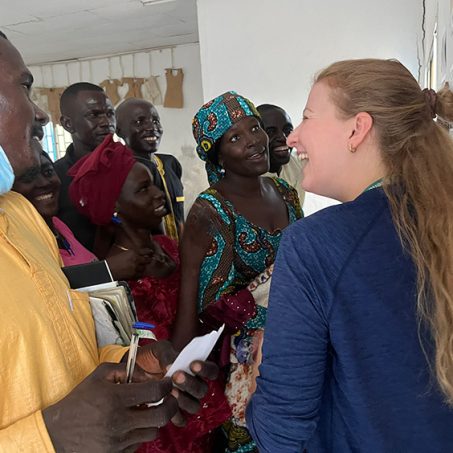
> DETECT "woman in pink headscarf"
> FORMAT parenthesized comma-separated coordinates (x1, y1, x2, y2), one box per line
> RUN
(12, 139, 96, 266)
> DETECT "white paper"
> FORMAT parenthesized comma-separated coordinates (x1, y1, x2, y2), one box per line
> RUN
(165, 324, 225, 378)
(78, 281, 118, 293)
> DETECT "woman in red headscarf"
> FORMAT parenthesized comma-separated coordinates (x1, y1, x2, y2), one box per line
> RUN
(69, 135, 231, 452)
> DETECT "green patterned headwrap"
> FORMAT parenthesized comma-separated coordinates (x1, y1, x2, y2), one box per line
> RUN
(192, 91, 260, 185)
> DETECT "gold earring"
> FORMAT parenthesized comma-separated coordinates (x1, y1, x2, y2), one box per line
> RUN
(348, 144, 357, 153)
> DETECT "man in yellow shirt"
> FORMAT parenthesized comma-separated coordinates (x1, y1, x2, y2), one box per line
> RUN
(0, 31, 215, 452)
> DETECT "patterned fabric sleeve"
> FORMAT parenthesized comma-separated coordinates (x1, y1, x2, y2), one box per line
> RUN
(187, 192, 259, 336)
(194, 192, 251, 313)
(270, 176, 304, 221)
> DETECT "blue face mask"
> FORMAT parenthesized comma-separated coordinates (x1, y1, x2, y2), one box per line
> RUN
(0, 144, 15, 195)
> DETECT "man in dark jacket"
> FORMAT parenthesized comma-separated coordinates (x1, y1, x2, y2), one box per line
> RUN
(54, 82, 116, 250)
(116, 98, 184, 241)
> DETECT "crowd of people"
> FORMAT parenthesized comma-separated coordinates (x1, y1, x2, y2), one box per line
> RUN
(2, 28, 453, 453)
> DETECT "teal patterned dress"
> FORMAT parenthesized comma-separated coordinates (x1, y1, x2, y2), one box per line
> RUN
(194, 176, 302, 453)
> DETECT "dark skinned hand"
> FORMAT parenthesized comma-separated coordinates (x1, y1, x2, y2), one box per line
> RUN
(135, 340, 219, 427)
(42, 362, 177, 453)
(106, 248, 153, 280)
(141, 239, 176, 279)
(110, 221, 176, 279)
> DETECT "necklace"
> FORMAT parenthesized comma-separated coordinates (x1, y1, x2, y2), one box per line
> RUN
(113, 243, 129, 251)
(363, 178, 383, 193)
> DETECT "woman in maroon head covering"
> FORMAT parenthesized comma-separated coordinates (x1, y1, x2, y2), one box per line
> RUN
(69, 135, 231, 453)
(69, 134, 180, 336)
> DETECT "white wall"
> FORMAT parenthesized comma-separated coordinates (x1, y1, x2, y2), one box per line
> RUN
(29, 43, 208, 215)
(197, 0, 422, 215)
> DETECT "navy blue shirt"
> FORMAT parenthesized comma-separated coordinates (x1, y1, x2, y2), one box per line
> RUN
(54, 144, 97, 251)
(247, 188, 453, 452)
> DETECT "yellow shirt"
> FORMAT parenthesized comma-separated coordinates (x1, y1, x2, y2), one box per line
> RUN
(0, 192, 127, 452)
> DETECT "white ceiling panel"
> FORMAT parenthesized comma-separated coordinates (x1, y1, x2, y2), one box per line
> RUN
(89, 2, 153, 21)
(0, 12, 38, 26)
(6, 11, 110, 35)
(0, 0, 198, 64)
(153, 23, 195, 37)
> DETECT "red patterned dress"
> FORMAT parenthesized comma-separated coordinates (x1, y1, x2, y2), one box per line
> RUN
(130, 235, 231, 453)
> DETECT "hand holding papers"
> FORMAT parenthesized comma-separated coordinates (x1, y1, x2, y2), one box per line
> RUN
(165, 324, 225, 378)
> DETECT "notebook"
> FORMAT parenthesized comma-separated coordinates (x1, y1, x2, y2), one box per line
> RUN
(62, 260, 113, 290)
(62, 261, 137, 347)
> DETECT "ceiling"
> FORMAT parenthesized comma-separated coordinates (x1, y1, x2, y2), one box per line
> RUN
(0, 0, 198, 65)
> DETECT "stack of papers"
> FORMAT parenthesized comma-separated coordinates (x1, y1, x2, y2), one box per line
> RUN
(88, 283, 138, 347)
(63, 261, 138, 347)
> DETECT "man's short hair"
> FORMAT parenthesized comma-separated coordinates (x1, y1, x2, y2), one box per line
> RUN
(0, 30, 8, 40)
(256, 104, 291, 128)
(256, 104, 284, 114)
(60, 82, 104, 115)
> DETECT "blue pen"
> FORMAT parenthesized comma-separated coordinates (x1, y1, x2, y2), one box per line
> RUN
(133, 321, 156, 330)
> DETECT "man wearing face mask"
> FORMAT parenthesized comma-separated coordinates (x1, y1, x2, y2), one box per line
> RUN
(54, 82, 117, 250)
(258, 104, 306, 206)
(0, 30, 217, 452)
(0, 141, 15, 194)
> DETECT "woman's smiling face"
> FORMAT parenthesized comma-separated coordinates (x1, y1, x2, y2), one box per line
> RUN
(13, 142, 61, 220)
(218, 116, 270, 177)
(116, 162, 167, 230)
(287, 81, 355, 200)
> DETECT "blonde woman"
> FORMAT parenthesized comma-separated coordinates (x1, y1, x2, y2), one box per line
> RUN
(247, 59, 453, 452)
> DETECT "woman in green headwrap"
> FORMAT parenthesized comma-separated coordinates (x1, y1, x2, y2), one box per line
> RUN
(172, 92, 302, 453)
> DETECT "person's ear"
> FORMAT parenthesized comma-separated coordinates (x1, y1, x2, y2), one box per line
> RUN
(60, 115, 75, 134)
(348, 112, 373, 151)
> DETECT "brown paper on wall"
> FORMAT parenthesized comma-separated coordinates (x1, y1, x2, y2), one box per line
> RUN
(142, 76, 163, 105)
(99, 79, 122, 106)
(31, 88, 50, 116)
(120, 77, 146, 100)
(32, 87, 65, 124)
(163, 68, 184, 108)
